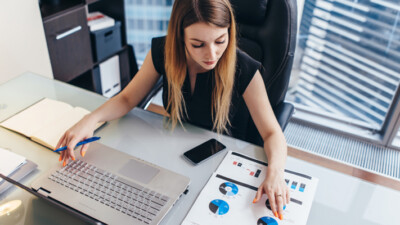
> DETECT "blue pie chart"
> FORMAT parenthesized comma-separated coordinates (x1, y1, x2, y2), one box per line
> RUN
(209, 199, 229, 215)
(219, 182, 239, 196)
(257, 216, 278, 225)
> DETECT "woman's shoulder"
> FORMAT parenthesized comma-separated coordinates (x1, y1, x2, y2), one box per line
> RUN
(151, 36, 167, 75)
(234, 48, 263, 95)
(236, 48, 261, 71)
(151, 36, 166, 55)
(152, 36, 166, 47)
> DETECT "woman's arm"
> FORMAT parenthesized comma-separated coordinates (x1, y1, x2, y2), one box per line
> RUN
(57, 50, 161, 163)
(243, 70, 289, 221)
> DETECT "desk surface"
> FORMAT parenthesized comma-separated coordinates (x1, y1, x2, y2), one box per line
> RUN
(0, 73, 399, 225)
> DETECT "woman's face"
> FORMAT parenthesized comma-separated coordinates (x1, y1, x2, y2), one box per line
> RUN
(184, 22, 229, 72)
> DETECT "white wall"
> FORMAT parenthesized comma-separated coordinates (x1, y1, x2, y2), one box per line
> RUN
(0, 0, 53, 84)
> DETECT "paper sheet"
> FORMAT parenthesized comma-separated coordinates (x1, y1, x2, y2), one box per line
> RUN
(182, 151, 318, 225)
(0, 98, 73, 137)
(0, 147, 26, 183)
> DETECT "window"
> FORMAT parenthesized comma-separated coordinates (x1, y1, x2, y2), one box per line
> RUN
(125, 0, 174, 65)
(286, 0, 400, 148)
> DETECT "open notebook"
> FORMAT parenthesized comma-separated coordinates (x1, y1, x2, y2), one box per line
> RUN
(0, 98, 104, 150)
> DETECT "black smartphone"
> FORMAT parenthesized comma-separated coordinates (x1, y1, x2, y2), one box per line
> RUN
(183, 138, 226, 164)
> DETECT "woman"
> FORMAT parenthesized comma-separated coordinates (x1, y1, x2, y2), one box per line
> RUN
(56, 0, 289, 220)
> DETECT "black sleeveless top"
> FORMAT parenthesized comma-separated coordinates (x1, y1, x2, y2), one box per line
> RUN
(151, 36, 263, 141)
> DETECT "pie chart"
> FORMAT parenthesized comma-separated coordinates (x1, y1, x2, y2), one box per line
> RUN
(219, 182, 239, 196)
(257, 216, 278, 225)
(209, 199, 229, 215)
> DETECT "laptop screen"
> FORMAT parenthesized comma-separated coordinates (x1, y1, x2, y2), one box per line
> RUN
(0, 173, 104, 225)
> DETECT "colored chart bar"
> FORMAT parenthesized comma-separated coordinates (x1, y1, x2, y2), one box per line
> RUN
(299, 183, 306, 192)
(291, 181, 298, 190)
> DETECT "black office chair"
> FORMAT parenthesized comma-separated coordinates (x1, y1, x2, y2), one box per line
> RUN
(230, 0, 298, 146)
(138, 0, 297, 146)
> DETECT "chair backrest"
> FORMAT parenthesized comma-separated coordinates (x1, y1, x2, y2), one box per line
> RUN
(230, 0, 297, 108)
(230, 0, 298, 146)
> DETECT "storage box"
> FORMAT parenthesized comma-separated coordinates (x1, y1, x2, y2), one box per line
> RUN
(90, 21, 122, 62)
(92, 55, 121, 98)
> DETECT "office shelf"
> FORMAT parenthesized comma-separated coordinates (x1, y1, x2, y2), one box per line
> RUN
(39, 0, 138, 96)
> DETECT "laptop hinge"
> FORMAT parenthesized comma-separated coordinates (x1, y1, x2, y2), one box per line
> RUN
(37, 188, 51, 197)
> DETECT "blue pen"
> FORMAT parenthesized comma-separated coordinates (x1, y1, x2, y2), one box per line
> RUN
(54, 136, 101, 152)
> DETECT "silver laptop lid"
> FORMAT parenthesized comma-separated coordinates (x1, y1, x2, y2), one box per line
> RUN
(0, 173, 104, 225)
(31, 142, 190, 225)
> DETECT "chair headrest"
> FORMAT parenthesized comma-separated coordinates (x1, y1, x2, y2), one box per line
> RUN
(230, 0, 268, 25)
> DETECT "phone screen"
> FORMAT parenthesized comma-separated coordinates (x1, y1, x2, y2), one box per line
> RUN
(183, 139, 226, 164)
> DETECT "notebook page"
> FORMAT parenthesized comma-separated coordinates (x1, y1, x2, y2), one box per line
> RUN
(31, 107, 91, 150)
(0, 148, 26, 183)
(0, 98, 73, 138)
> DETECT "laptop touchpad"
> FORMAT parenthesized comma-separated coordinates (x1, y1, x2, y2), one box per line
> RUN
(118, 159, 160, 184)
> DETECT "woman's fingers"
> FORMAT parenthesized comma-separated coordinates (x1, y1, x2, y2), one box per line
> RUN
(56, 134, 66, 162)
(60, 136, 78, 166)
(66, 138, 79, 161)
(276, 191, 285, 220)
(59, 136, 68, 162)
(281, 187, 287, 211)
(267, 191, 278, 217)
(80, 143, 89, 157)
(58, 133, 93, 165)
(285, 186, 290, 205)
(253, 186, 263, 203)
(55, 134, 66, 151)
(265, 186, 289, 220)
(250, 176, 290, 221)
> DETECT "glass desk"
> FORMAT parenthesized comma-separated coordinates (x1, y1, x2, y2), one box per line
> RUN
(0, 73, 398, 225)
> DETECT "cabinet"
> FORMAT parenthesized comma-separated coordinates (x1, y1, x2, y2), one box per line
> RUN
(39, 0, 138, 95)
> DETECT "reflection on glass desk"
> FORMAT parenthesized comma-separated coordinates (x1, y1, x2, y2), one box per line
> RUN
(0, 73, 399, 225)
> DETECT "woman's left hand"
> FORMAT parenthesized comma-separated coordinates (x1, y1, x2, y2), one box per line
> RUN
(253, 166, 290, 220)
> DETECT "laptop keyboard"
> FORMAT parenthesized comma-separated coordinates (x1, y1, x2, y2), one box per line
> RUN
(48, 160, 170, 224)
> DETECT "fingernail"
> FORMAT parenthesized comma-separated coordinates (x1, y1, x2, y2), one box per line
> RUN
(82, 151, 86, 157)
(59, 155, 62, 162)
(279, 214, 283, 220)
(252, 198, 257, 203)
(63, 161, 66, 167)
(274, 212, 278, 217)
(72, 156, 75, 161)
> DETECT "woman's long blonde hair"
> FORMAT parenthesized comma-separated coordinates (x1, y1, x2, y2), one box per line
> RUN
(164, 0, 237, 134)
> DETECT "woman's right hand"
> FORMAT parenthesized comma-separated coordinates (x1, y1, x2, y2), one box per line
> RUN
(55, 114, 98, 166)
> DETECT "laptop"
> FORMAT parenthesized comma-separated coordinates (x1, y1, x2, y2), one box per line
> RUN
(27, 142, 190, 225)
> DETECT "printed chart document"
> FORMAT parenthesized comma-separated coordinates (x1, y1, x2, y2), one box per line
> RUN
(182, 151, 318, 225)
(0, 98, 104, 150)
(0, 147, 26, 183)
